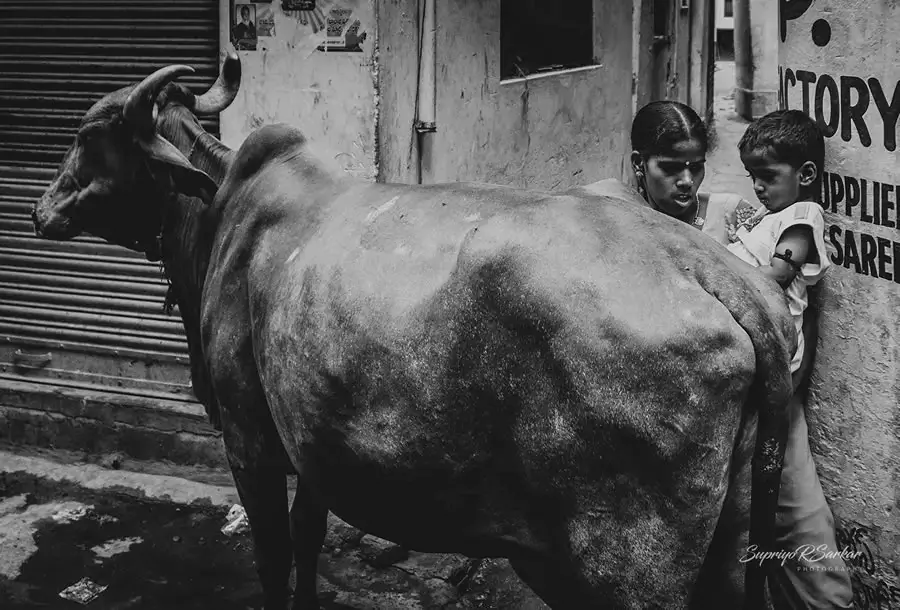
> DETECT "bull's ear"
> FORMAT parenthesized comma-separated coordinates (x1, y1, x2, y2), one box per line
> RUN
(138, 134, 217, 203)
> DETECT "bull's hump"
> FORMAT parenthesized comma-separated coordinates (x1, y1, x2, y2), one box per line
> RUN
(227, 123, 312, 183)
(456, 200, 755, 370)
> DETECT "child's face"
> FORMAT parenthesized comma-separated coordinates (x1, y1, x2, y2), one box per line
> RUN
(741, 148, 816, 212)
(638, 138, 707, 217)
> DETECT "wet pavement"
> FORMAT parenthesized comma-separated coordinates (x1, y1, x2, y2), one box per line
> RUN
(0, 449, 546, 610)
(0, 470, 260, 609)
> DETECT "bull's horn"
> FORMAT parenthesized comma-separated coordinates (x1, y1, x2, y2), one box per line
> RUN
(124, 65, 195, 135)
(193, 50, 241, 115)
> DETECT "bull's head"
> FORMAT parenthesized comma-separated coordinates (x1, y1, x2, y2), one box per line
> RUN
(32, 51, 241, 260)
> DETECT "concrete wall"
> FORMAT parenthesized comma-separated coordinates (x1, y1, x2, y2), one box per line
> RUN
(715, 0, 733, 31)
(217, 0, 378, 181)
(380, 0, 634, 190)
(733, 0, 778, 119)
(780, 1, 900, 605)
(374, 0, 418, 184)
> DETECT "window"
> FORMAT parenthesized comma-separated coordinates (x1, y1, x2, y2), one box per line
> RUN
(500, 0, 595, 80)
(724, 0, 733, 18)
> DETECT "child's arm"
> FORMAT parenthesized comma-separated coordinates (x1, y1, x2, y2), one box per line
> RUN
(757, 225, 815, 289)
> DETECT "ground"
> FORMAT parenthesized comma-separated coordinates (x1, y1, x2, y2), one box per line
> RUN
(0, 63, 754, 610)
(705, 61, 756, 202)
(0, 447, 549, 610)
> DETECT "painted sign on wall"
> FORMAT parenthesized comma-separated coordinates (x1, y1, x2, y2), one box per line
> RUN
(779, 0, 900, 607)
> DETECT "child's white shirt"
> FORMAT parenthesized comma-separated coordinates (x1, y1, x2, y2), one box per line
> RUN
(726, 201, 831, 373)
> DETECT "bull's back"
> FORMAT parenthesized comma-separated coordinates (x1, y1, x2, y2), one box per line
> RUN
(246, 174, 759, 510)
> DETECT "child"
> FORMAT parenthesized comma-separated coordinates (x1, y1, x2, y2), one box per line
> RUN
(728, 109, 853, 608)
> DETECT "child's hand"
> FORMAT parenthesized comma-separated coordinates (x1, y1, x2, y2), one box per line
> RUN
(726, 222, 739, 243)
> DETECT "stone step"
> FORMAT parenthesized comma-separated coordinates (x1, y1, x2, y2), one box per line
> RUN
(0, 375, 226, 469)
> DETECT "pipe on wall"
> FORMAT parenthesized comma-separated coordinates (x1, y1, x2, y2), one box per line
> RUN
(414, 0, 436, 184)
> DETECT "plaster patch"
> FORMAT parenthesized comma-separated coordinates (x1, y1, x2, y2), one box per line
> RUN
(365, 196, 399, 223)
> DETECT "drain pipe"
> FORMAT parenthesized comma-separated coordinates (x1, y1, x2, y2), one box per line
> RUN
(414, 0, 436, 184)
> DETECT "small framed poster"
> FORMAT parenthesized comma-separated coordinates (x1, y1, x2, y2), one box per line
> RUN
(231, 2, 258, 51)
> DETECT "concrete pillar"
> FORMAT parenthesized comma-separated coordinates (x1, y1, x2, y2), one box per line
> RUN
(780, 0, 900, 603)
(733, 0, 778, 119)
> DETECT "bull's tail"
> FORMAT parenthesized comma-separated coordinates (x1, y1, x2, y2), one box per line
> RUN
(742, 333, 791, 609)
(698, 271, 794, 610)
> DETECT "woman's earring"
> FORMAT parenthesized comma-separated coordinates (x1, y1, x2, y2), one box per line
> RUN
(634, 168, 647, 199)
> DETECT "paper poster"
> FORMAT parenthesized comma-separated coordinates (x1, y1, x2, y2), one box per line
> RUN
(316, 7, 367, 52)
(282, 0, 328, 34)
(257, 3, 275, 37)
(231, 2, 258, 51)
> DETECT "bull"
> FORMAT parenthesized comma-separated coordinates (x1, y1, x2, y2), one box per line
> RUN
(32, 51, 795, 609)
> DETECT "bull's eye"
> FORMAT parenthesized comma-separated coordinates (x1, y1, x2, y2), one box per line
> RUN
(61, 173, 78, 190)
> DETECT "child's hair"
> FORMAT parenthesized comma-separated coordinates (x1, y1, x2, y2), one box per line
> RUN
(738, 109, 825, 194)
(631, 101, 709, 159)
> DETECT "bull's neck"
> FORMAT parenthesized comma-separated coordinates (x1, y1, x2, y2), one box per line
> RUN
(159, 114, 235, 186)
(154, 113, 235, 428)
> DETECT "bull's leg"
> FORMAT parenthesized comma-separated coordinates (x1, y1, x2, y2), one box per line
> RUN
(220, 411, 293, 610)
(289, 486, 327, 609)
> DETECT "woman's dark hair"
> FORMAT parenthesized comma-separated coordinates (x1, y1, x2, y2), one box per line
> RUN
(631, 101, 708, 159)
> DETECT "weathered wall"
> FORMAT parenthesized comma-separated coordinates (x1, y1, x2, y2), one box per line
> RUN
(217, 0, 378, 180)
(780, 1, 900, 606)
(734, 0, 778, 119)
(375, 0, 419, 184)
(632, 0, 712, 123)
(379, 0, 633, 189)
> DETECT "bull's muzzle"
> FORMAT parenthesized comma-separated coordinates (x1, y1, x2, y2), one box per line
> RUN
(32, 196, 80, 241)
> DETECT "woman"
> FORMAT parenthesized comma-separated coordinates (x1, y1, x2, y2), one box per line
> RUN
(629, 100, 852, 609)
(629, 99, 819, 387)
(630, 100, 755, 246)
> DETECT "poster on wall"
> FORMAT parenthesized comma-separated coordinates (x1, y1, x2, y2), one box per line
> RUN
(231, 2, 258, 51)
(282, 0, 328, 33)
(257, 3, 275, 37)
(282, 0, 316, 10)
(316, 7, 367, 52)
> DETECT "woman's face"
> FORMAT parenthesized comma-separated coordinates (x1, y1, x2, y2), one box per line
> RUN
(634, 138, 707, 218)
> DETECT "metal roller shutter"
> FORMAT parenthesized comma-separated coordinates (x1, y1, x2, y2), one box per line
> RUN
(0, 0, 220, 404)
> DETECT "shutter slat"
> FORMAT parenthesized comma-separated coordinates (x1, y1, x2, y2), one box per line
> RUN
(0, 0, 218, 397)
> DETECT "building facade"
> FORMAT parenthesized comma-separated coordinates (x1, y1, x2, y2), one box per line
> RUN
(781, 1, 900, 603)
(0, 0, 711, 461)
